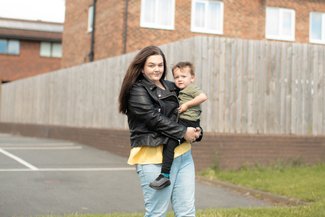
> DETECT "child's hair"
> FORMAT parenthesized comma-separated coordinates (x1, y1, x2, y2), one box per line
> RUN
(172, 61, 195, 76)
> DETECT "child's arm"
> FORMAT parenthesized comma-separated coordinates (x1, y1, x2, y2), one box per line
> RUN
(179, 92, 208, 113)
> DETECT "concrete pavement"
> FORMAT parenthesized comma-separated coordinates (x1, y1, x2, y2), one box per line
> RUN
(0, 133, 269, 217)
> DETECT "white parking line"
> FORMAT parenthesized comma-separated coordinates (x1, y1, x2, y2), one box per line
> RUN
(0, 143, 76, 147)
(0, 167, 135, 172)
(0, 148, 38, 170)
(0, 146, 83, 150)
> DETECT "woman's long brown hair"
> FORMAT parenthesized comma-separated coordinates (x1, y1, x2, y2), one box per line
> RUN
(118, 46, 167, 114)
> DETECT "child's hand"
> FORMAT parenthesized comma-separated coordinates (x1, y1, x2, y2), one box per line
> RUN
(178, 104, 188, 113)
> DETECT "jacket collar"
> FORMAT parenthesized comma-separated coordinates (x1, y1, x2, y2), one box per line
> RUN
(139, 76, 169, 91)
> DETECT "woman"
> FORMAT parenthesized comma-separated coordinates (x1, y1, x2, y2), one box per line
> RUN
(118, 45, 199, 217)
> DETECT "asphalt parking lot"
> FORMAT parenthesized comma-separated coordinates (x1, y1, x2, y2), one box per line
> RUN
(0, 133, 268, 217)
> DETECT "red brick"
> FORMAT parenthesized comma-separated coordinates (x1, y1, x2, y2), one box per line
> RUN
(62, 0, 325, 69)
(0, 122, 324, 171)
(0, 40, 61, 81)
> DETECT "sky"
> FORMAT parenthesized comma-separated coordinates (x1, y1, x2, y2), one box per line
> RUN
(0, 0, 65, 23)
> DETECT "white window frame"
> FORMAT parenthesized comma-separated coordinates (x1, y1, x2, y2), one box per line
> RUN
(40, 42, 62, 58)
(40, 42, 51, 57)
(0, 39, 20, 55)
(265, 7, 295, 41)
(88, 5, 94, 32)
(140, 0, 175, 30)
(310, 12, 325, 44)
(51, 43, 62, 58)
(191, 0, 224, 35)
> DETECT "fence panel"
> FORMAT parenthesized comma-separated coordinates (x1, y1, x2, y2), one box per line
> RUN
(1, 36, 324, 135)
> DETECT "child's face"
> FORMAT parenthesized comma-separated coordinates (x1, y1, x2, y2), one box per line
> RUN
(173, 66, 194, 89)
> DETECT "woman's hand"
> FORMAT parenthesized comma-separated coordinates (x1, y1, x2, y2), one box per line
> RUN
(184, 127, 201, 143)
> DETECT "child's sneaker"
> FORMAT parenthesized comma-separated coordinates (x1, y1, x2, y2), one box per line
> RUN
(149, 174, 171, 190)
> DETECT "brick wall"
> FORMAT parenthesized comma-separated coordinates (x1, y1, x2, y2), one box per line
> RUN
(61, 0, 93, 67)
(194, 133, 325, 170)
(0, 40, 61, 81)
(62, 0, 325, 68)
(0, 122, 324, 171)
(94, 0, 125, 60)
(62, 0, 126, 67)
(224, 0, 265, 39)
(267, 0, 325, 43)
(125, 1, 194, 53)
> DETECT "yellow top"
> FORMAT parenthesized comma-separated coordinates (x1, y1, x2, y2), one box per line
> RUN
(127, 142, 191, 165)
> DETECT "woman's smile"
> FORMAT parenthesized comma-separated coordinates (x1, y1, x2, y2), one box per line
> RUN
(143, 55, 164, 85)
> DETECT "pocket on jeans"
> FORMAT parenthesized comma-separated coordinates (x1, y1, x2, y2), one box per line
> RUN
(136, 164, 142, 174)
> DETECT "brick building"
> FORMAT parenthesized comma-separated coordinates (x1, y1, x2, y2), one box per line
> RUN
(62, 0, 325, 68)
(0, 18, 63, 82)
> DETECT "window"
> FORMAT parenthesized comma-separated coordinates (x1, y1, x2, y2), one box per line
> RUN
(191, 0, 224, 34)
(140, 0, 175, 30)
(310, 12, 325, 44)
(0, 39, 20, 55)
(40, 42, 62, 58)
(266, 7, 295, 41)
(88, 5, 94, 32)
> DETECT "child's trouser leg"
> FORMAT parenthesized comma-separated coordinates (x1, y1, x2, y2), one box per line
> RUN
(161, 138, 179, 174)
(149, 138, 179, 190)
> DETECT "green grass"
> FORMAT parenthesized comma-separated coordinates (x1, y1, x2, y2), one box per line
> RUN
(196, 202, 325, 217)
(201, 163, 325, 202)
(197, 163, 325, 217)
(41, 163, 325, 217)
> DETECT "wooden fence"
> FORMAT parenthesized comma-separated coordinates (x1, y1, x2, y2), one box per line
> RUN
(1, 36, 324, 135)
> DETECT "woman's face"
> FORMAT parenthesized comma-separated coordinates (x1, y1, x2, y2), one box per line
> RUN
(142, 55, 164, 85)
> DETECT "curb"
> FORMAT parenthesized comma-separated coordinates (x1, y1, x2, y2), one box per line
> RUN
(196, 176, 306, 206)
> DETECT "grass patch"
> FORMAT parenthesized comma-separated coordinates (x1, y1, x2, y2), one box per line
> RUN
(196, 201, 325, 217)
(201, 163, 325, 202)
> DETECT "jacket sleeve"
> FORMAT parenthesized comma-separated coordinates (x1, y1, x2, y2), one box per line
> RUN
(128, 85, 187, 141)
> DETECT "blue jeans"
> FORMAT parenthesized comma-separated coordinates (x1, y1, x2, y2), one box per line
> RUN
(136, 150, 195, 217)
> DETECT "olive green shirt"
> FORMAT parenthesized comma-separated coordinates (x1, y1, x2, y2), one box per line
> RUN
(179, 83, 203, 121)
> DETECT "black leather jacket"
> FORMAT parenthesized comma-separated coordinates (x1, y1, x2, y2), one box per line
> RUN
(126, 77, 187, 147)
